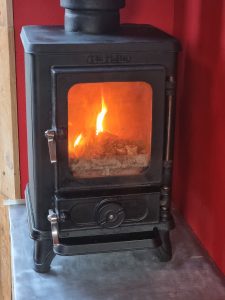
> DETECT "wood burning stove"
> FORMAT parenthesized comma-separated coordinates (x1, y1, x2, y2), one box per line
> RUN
(21, 0, 181, 273)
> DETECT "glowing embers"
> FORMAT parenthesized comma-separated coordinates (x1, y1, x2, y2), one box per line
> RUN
(68, 82, 152, 178)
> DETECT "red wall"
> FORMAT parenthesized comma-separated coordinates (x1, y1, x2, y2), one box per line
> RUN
(173, 0, 225, 275)
(13, 0, 225, 274)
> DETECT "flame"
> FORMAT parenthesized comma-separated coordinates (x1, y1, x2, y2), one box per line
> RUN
(96, 96, 108, 136)
(74, 133, 83, 148)
(72, 95, 108, 157)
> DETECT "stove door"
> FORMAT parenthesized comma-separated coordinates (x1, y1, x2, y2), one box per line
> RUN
(51, 65, 166, 192)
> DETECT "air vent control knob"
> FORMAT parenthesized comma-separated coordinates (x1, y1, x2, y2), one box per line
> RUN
(96, 201, 125, 229)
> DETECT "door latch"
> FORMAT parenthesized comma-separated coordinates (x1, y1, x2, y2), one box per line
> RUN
(45, 129, 57, 163)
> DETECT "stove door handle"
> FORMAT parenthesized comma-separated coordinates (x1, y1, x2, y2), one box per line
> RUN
(45, 129, 57, 163)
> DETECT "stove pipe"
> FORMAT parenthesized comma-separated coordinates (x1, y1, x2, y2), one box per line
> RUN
(60, 0, 125, 34)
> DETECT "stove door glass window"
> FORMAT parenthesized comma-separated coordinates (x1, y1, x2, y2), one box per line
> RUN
(68, 82, 152, 178)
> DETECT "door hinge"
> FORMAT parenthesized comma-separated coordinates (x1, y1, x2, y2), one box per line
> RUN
(166, 76, 176, 96)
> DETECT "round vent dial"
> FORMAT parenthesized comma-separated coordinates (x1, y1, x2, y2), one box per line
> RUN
(96, 201, 125, 229)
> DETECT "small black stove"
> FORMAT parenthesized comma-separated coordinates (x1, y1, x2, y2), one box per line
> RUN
(21, 0, 180, 273)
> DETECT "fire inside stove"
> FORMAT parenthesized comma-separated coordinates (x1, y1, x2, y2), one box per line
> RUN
(68, 82, 152, 178)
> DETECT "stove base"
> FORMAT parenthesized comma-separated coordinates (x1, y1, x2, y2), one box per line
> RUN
(25, 185, 173, 273)
(32, 230, 172, 273)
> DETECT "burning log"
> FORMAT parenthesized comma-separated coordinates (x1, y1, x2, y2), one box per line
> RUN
(70, 131, 149, 178)
(69, 93, 150, 177)
(70, 154, 149, 177)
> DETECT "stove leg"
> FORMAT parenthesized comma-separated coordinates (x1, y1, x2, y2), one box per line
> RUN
(33, 239, 56, 273)
(156, 230, 172, 262)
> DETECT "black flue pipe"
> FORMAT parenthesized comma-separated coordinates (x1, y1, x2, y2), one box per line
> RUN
(60, 0, 126, 34)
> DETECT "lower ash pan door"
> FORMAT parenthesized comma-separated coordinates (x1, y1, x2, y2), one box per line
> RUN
(55, 192, 160, 232)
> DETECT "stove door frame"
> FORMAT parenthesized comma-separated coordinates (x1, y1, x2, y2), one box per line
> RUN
(51, 65, 166, 192)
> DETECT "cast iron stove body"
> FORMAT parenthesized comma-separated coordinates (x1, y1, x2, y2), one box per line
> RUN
(21, 0, 181, 273)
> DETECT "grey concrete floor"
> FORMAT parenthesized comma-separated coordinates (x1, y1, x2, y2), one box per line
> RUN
(9, 205, 225, 300)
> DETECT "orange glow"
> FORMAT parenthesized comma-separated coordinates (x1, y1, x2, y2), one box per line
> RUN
(74, 133, 83, 148)
(96, 96, 108, 136)
(68, 82, 152, 178)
